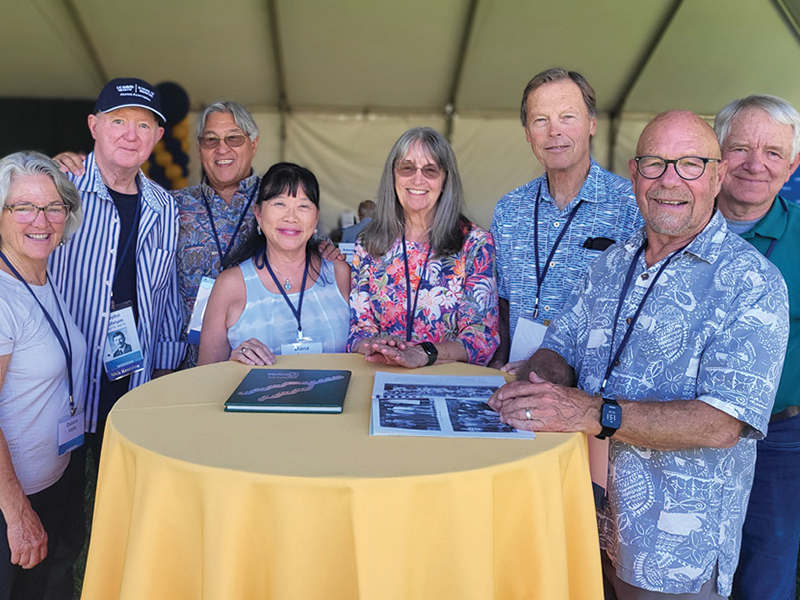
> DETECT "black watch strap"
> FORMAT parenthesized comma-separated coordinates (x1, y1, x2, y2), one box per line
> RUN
(596, 397, 621, 440)
(420, 342, 438, 366)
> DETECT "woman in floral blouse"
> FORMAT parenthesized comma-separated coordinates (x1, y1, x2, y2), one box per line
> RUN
(348, 127, 499, 368)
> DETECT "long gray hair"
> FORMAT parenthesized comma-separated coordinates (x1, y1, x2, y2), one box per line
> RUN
(0, 151, 83, 243)
(362, 127, 469, 258)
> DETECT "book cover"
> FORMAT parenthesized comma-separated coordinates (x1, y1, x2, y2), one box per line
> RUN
(224, 369, 351, 413)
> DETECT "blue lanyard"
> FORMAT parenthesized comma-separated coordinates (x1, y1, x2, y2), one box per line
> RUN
(0, 251, 76, 416)
(203, 183, 257, 266)
(599, 240, 689, 396)
(532, 182, 583, 318)
(402, 233, 431, 342)
(764, 197, 788, 260)
(262, 248, 310, 338)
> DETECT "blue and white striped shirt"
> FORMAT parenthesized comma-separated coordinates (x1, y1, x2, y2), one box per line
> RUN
(491, 159, 643, 337)
(50, 152, 184, 432)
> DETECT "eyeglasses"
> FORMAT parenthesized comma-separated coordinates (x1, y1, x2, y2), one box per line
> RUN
(197, 134, 249, 149)
(634, 156, 721, 181)
(3, 203, 70, 224)
(395, 162, 443, 180)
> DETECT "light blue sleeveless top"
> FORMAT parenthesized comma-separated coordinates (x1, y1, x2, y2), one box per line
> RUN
(227, 258, 350, 354)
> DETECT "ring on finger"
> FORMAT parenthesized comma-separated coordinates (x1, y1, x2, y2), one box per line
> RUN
(525, 408, 532, 421)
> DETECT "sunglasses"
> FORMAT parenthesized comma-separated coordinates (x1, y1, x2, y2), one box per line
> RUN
(395, 162, 443, 180)
(197, 134, 249, 149)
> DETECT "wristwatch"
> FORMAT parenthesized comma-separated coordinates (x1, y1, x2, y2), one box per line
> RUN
(419, 342, 438, 367)
(596, 398, 621, 440)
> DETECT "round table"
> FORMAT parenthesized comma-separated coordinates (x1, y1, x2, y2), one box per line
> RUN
(81, 354, 602, 599)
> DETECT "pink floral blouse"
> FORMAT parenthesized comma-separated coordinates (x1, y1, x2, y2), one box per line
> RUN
(348, 224, 499, 365)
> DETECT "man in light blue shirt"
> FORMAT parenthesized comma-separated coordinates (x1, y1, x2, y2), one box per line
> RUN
(491, 111, 789, 598)
(489, 68, 642, 371)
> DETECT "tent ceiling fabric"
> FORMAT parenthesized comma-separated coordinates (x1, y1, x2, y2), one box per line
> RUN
(5, 0, 800, 234)
(5, 0, 800, 117)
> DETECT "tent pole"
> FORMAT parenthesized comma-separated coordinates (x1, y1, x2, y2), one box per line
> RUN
(445, 0, 481, 140)
(60, 0, 108, 86)
(771, 0, 800, 46)
(607, 0, 684, 172)
(265, 0, 290, 160)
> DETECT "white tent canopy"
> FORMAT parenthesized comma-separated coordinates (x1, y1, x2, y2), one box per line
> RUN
(5, 0, 800, 232)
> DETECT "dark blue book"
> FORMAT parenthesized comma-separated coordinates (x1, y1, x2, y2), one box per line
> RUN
(224, 368, 351, 413)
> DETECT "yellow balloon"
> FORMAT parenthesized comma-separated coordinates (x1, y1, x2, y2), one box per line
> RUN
(154, 150, 171, 168)
(165, 164, 182, 180)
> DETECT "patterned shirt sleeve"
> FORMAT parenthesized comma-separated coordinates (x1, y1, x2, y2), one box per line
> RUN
(695, 255, 789, 437)
(455, 227, 500, 365)
(347, 241, 380, 349)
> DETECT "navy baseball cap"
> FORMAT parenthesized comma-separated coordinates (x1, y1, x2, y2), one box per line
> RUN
(94, 78, 166, 124)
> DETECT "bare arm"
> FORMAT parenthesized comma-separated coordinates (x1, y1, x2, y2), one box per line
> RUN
(198, 269, 245, 365)
(332, 259, 351, 299)
(489, 353, 743, 451)
(487, 298, 510, 369)
(354, 337, 468, 368)
(0, 355, 48, 569)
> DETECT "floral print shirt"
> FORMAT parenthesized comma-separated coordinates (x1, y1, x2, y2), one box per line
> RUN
(348, 224, 499, 365)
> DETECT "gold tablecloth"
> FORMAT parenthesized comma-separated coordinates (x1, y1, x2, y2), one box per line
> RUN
(81, 354, 602, 599)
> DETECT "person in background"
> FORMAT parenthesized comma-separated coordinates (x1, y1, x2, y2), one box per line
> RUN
(712, 94, 800, 600)
(348, 126, 498, 368)
(341, 199, 376, 243)
(198, 162, 350, 366)
(0, 152, 86, 599)
(489, 68, 642, 372)
(490, 111, 789, 599)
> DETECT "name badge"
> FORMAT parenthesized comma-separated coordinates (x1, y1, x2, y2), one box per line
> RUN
(103, 302, 145, 381)
(281, 336, 323, 355)
(57, 412, 84, 456)
(509, 317, 549, 363)
(187, 276, 215, 345)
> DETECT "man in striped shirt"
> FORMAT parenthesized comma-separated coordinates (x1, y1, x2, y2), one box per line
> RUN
(50, 78, 184, 448)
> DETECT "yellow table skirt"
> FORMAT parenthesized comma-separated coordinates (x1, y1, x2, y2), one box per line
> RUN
(81, 355, 602, 600)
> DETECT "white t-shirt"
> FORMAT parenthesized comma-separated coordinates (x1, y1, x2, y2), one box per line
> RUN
(0, 269, 87, 494)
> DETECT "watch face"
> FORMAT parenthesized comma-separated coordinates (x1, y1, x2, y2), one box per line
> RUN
(601, 403, 622, 428)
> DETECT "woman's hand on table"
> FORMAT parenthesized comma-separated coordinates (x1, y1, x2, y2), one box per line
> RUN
(353, 336, 429, 368)
(230, 338, 276, 366)
(5, 498, 48, 569)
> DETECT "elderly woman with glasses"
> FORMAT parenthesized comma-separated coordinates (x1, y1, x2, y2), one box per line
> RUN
(348, 127, 499, 368)
(0, 152, 86, 599)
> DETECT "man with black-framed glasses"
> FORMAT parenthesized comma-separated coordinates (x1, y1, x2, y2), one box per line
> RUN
(491, 110, 789, 599)
(713, 95, 800, 600)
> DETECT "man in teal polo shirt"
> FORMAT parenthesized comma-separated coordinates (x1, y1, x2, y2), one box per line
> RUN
(714, 94, 800, 600)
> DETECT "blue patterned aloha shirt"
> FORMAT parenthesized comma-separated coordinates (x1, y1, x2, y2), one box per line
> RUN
(542, 210, 790, 596)
(173, 173, 259, 368)
(491, 159, 643, 335)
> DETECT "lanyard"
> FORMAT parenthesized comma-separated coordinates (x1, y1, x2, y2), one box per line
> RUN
(262, 247, 310, 339)
(598, 240, 689, 396)
(203, 183, 257, 266)
(402, 233, 431, 342)
(532, 182, 583, 318)
(0, 251, 76, 416)
(112, 179, 142, 287)
(764, 197, 788, 260)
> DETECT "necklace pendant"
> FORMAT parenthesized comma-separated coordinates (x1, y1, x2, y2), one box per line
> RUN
(284, 280, 292, 291)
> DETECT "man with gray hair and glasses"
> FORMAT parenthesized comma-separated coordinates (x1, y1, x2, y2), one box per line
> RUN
(173, 101, 261, 368)
(713, 94, 800, 600)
